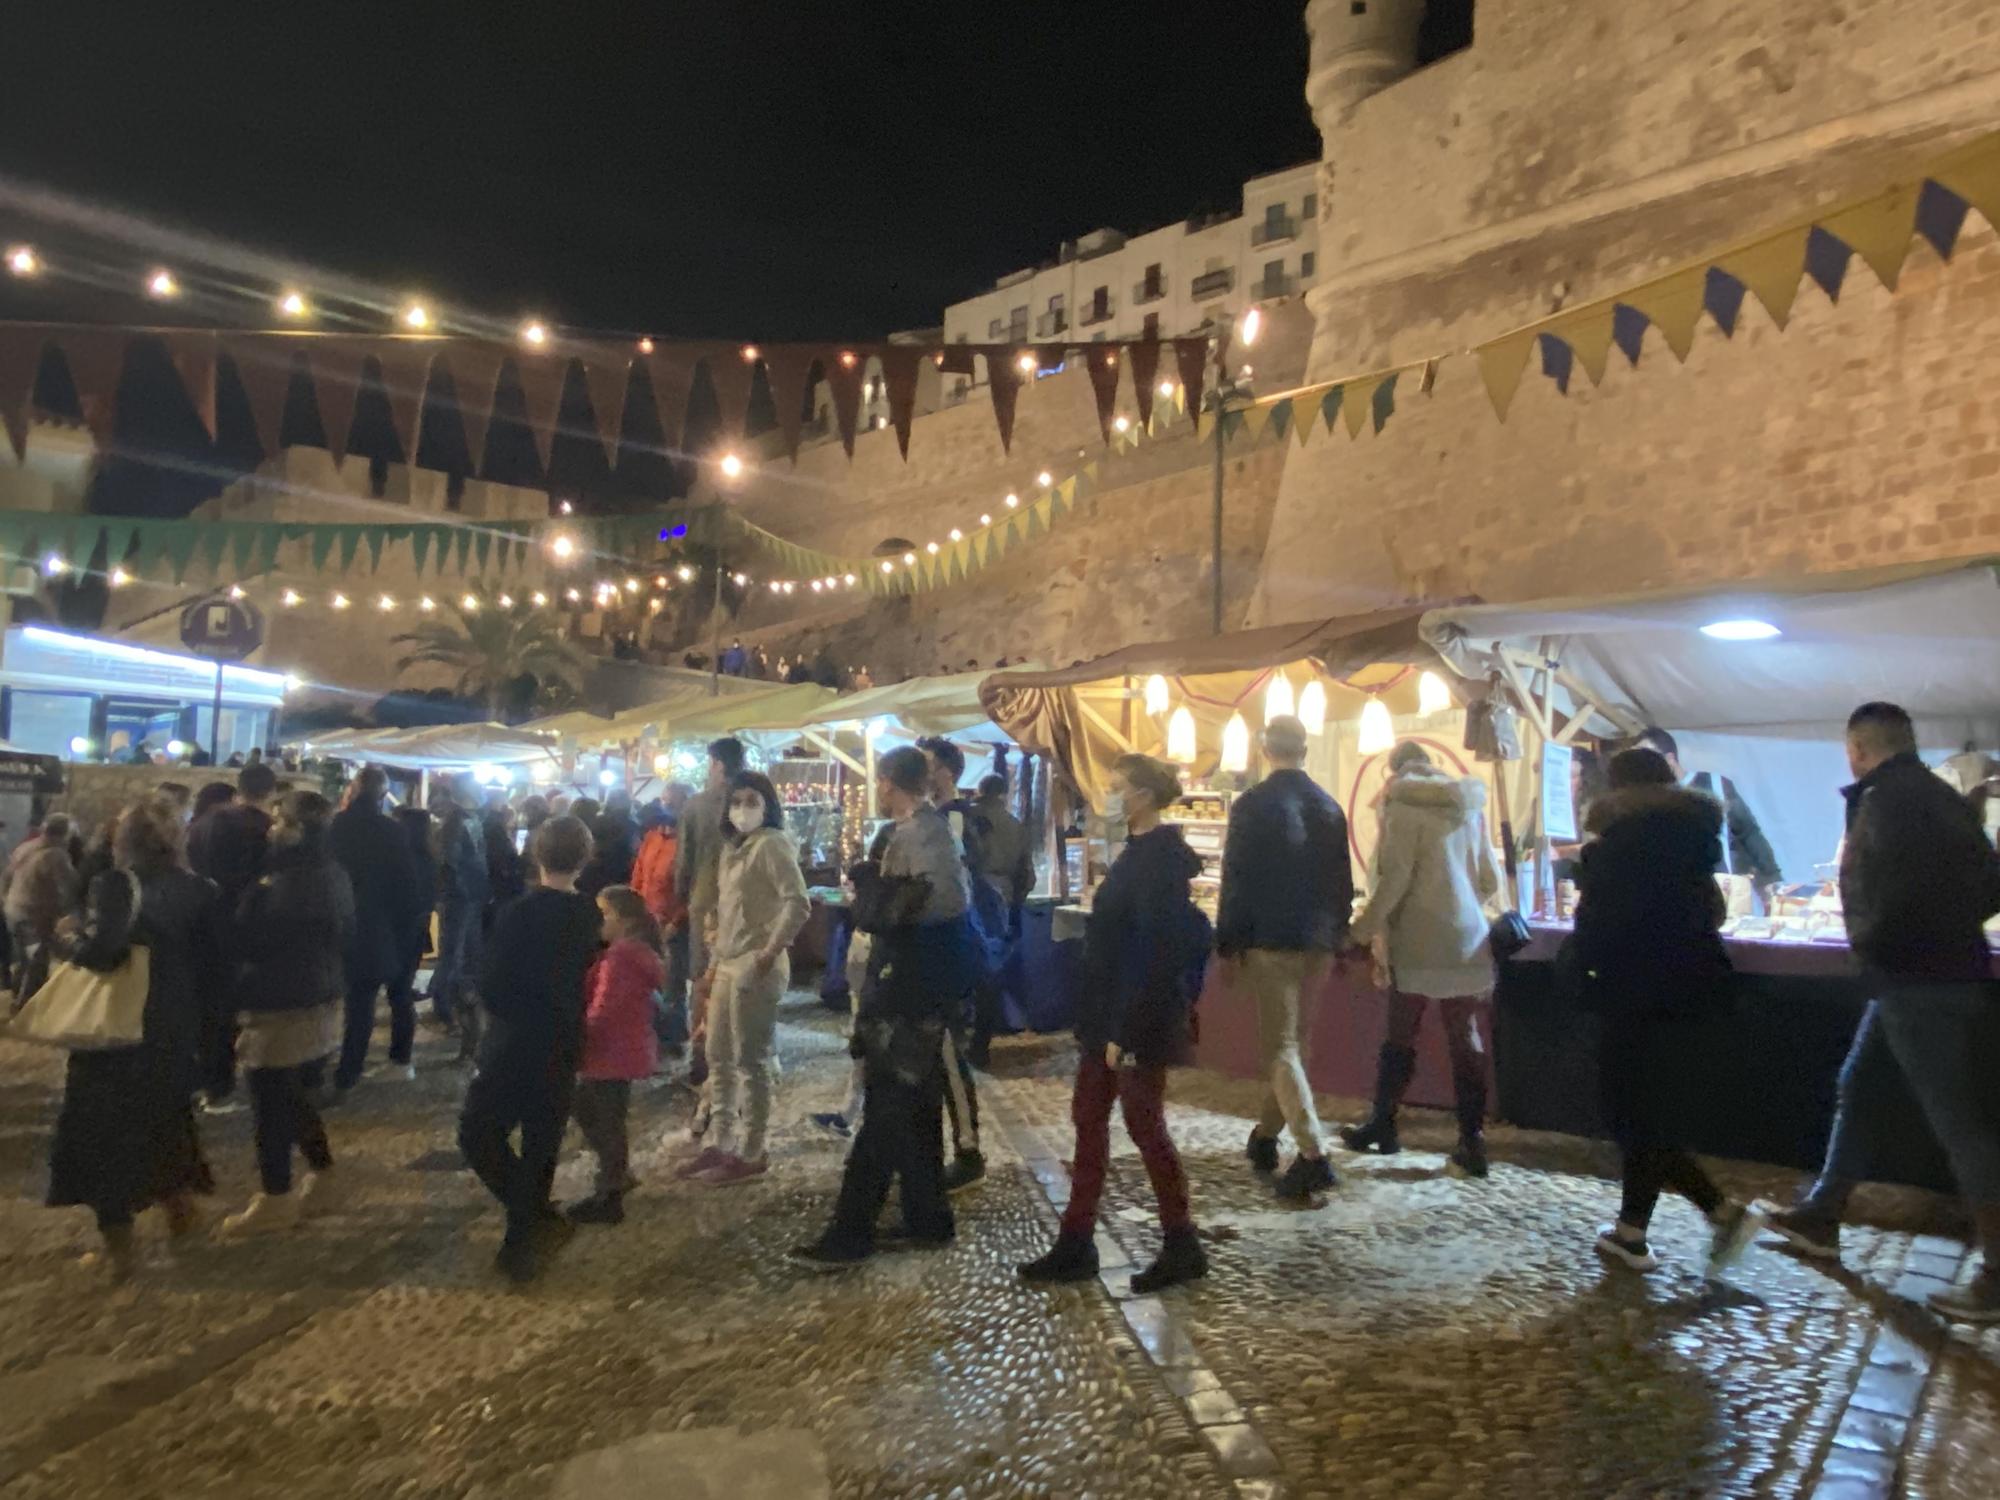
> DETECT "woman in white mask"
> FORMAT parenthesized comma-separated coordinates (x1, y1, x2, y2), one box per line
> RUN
(679, 770, 811, 1187)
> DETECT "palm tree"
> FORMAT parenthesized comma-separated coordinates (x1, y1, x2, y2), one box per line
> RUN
(393, 591, 589, 720)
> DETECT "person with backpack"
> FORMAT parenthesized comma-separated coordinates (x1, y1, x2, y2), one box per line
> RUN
(916, 736, 995, 1193)
(1019, 754, 1210, 1292)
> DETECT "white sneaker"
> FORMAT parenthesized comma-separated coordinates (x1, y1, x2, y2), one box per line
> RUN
(1706, 1202, 1765, 1276)
(220, 1192, 301, 1238)
(199, 1096, 246, 1117)
(371, 1063, 418, 1083)
(1595, 1224, 1660, 1272)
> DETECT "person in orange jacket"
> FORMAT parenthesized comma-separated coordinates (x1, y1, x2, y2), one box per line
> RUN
(632, 790, 691, 1052)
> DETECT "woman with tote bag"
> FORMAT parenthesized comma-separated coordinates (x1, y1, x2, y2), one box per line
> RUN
(44, 801, 224, 1281)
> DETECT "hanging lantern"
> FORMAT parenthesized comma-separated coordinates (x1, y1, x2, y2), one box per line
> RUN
(1418, 670, 1453, 716)
(1143, 673, 1171, 718)
(1357, 697, 1396, 756)
(1297, 679, 1328, 735)
(1220, 712, 1251, 774)
(1166, 706, 1197, 765)
(1263, 671, 1296, 725)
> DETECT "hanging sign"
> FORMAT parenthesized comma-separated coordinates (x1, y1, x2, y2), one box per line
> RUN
(1541, 739, 1577, 842)
(179, 595, 264, 662)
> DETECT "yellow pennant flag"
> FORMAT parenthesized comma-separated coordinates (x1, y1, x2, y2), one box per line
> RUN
(1239, 402, 1274, 444)
(1476, 332, 1537, 420)
(1821, 181, 1921, 291)
(1548, 305, 1617, 385)
(1343, 378, 1380, 438)
(1937, 136, 2000, 237)
(1621, 265, 1708, 362)
(1716, 225, 1810, 331)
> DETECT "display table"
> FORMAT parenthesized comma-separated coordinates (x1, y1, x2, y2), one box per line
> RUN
(1492, 922, 1992, 1192)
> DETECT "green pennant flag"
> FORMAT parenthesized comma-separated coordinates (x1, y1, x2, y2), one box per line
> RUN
(364, 529, 387, 573)
(309, 528, 336, 572)
(163, 523, 201, 583)
(1221, 408, 1247, 441)
(1319, 385, 1343, 436)
(198, 525, 228, 574)
(1372, 372, 1399, 435)
(410, 528, 433, 575)
(452, 529, 472, 574)
(101, 521, 137, 572)
(228, 526, 257, 575)
(336, 529, 362, 573)
(1268, 397, 1294, 444)
(473, 531, 492, 572)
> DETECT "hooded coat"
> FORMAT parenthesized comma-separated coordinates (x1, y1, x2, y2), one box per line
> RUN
(1349, 766, 1502, 998)
(1078, 824, 1209, 1065)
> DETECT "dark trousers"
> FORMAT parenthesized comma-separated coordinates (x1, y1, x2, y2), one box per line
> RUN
(458, 1038, 575, 1244)
(1060, 1055, 1190, 1237)
(828, 1059, 952, 1250)
(573, 1079, 633, 1198)
(200, 1002, 239, 1103)
(335, 967, 413, 1088)
(658, 928, 691, 1051)
(1599, 1012, 1722, 1233)
(385, 945, 422, 1062)
(429, 903, 481, 1023)
(248, 1064, 333, 1195)
(942, 1008, 981, 1156)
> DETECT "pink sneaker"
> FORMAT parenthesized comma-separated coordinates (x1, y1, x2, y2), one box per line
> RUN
(674, 1146, 729, 1180)
(695, 1155, 769, 1188)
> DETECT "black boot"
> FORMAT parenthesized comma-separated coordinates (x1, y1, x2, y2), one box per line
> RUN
(1131, 1226, 1209, 1294)
(1340, 1043, 1415, 1154)
(1449, 1135, 1489, 1179)
(1018, 1231, 1099, 1284)
(1450, 1057, 1489, 1177)
(566, 1192, 625, 1226)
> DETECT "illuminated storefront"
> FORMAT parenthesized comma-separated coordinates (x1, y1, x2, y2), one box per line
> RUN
(0, 627, 291, 762)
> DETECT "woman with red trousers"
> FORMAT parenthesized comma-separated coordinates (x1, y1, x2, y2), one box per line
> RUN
(1020, 753, 1210, 1293)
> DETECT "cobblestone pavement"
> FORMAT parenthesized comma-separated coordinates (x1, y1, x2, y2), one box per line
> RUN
(0, 996, 1993, 1498)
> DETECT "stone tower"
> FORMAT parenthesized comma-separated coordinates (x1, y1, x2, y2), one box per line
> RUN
(1304, 0, 1425, 139)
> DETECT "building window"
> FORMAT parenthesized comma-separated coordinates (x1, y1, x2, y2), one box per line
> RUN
(987, 318, 1003, 338)
(1265, 258, 1284, 280)
(1142, 313, 1160, 339)
(4, 690, 91, 760)
(1350, 1, 1366, 15)
(1301, 251, 1316, 278)
(1302, 192, 1318, 218)
(1048, 293, 1064, 312)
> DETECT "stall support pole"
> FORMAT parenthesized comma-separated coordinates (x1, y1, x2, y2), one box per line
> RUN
(209, 660, 224, 765)
(1209, 366, 1227, 637)
(709, 559, 723, 698)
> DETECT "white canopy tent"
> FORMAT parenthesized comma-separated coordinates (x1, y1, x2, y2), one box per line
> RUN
(300, 721, 560, 776)
(1422, 559, 2000, 883)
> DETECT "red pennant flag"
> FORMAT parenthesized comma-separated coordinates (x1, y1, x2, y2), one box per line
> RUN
(938, 345, 976, 377)
(167, 333, 219, 440)
(0, 329, 48, 462)
(824, 348, 865, 456)
(986, 348, 1024, 454)
(1174, 338, 1211, 427)
(575, 347, 630, 466)
(701, 343, 757, 442)
(365, 343, 437, 464)
(303, 338, 372, 465)
(760, 345, 819, 462)
(879, 344, 923, 459)
(512, 351, 569, 472)
(1129, 339, 1163, 429)
(1083, 345, 1120, 442)
(59, 330, 132, 443)
(438, 344, 508, 476)
(221, 336, 296, 459)
(646, 349, 694, 453)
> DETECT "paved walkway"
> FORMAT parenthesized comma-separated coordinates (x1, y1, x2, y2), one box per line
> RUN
(0, 994, 1993, 1498)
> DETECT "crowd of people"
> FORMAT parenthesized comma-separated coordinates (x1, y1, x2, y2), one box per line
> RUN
(5, 696, 1996, 1320)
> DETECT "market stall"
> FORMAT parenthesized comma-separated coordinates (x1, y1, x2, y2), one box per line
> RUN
(299, 721, 561, 799)
(1422, 558, 2000, 1187)
(982, 608, 1521, 1096)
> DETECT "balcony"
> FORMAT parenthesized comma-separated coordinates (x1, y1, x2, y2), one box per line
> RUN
(1034, 310, 1068, 338)
(1131, 279, 1166, 305)
(1252, 271, 1295, 300)
(1251, 215, 1299, 248)
(1190, 267, 1235, 302)
(1078, 298, 1114, 327)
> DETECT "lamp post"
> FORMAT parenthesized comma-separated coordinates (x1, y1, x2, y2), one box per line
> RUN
(1208, 305, 1261, 636)
(709, 450, 746, 697)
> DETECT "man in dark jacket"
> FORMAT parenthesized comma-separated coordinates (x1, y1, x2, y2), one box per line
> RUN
(1217, 715, 1354, 1202)
(918, 736, 993, 1190)
(1638, 728, 1784, 902)
(1769, 703, 2000, 1322)
(429, 776, 490, 1054)
(329, 767, 426, 1091)
(187, 760, 278, 1110)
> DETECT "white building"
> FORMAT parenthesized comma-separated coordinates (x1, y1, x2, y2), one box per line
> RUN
(939, 163, 1320, 356)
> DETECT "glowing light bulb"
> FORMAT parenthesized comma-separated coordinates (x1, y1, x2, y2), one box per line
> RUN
(880, 560, 894, 574)
(521, 320, 549, 347)
(1264, 672, 1296, 725)
(1220, 713, 1251, 774)
(550, 533, 577, 560)
(624, 578, 640, 593)
(401, 302, 430, 329)
(1004, 492, 1019, 509)
(109, 567, 131, 588)
(1297, 680, 1328, 735)
(769, 581, 783, 594)
(732, 572, 748, 586)
(565, 588, 582, 602)
(1357, 697, 1396, 756)
(498, 593, 514, 608)
(331, 592, 351, 610)
(557, 500, 574, 515)
(811, 580, 824, 592)
(1158, 381, 1177, 399)
(460, 594, 479, 612)
(843, 573, 856, 585)
(741, 344, 760, 363)
(637, 336, 655, 354)
(839, 350, 858, 369)
(677, 566, 695, 582)
(1167, 706, 1198, 765)
(902, 552, 916, 566)
(1036, 471, 1053, 488)
(782, 581, 796, 594)
(377, 594, 396, 611)
(278, 290, 308, 318)
(41, 554, 66, 577)
(1143, 674, 1170, 717)
(948, 528, 963, 542)
(419, 596, 436, 612)
(5, 245, 39, 277)
(282, 589, 302, 607)
(979, 513, 992, 527)
(719, 452, 744, 480)
(1418, 670, 1453, 716)
(530, 591, 548, 606)
(146, 269, 178, 298)
(228, 585, 245, 600)
(925, 541, 940, 555)
(1113, 415, 1130, 433)
(1015, 353, 1036, 374)
(1240, 306, 1263, 346)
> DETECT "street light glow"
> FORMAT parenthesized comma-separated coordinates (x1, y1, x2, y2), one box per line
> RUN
(521, 320, 549, 346)
(1240, 306, 1263, 346)
(146, 269, 178, 298)
(278, 290, 309, 318)
(550, 533, 577, 560)
(719, 452, 745, 480)
(7, 245, 41, 276)
(401, 302, 431, 329)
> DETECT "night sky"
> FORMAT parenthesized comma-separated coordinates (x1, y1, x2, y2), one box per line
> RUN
(0, 0, 1324, 341)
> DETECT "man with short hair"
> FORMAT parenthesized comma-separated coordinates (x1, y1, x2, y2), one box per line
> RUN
(1219, 715, 1354, 1203)
(968, 773, 1034, 1063)
(189, 760, 280, 1110)
(917, 736, 992, 1192)
(1769, 702, 2000, 1321)
(1637, 727, 1783, 904)
(330, 767, 426, 1089)
(676, 737, 747, 997)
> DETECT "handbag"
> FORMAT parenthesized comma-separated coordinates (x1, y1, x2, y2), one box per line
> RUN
(1487, 908, 1532, 963)
(10, 873, 151, 1051)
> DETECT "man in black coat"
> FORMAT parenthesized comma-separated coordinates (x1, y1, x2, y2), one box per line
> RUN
(329, 767, 426, 1091)
(1769, 703, 2000, 1323)
(1637, 728, 1784, 903)
(1216, 715, 1354, 1202)
(187, 760, 278, 1110)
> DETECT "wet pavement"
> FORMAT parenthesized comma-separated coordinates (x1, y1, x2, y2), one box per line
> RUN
(0, 992, 1993, 1498)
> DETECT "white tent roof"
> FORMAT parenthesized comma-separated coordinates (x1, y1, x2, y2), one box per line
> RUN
(303, 722, 557, 772)
(1422, 560, 2000, 732)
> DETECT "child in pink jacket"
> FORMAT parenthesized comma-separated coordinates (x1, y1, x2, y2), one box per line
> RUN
(568, 886, 664, 1225)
